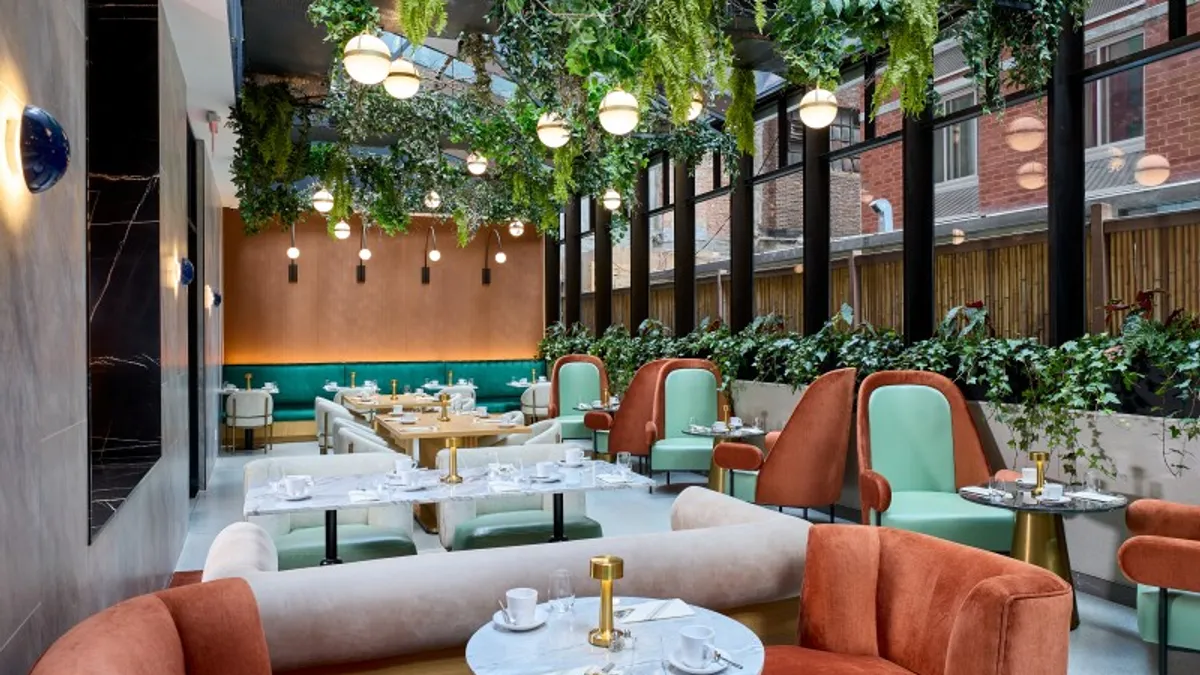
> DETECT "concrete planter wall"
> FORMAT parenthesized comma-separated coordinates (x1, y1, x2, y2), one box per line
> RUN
(731, 379, 1200, 589)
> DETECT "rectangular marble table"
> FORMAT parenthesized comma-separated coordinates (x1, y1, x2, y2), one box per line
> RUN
(244, 459, 656, 564)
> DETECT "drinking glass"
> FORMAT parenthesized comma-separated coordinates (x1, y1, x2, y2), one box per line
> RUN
(987, 476, 1004, 503)
(548, 569, 575, 614)
(266, 462, 284, 493)
(1085, 469, 1103, 493)
(754, 415, 767, 431)
(616, 452, 633, 477)
(403, 384, 411, 394)
(658, 635, 673, 674)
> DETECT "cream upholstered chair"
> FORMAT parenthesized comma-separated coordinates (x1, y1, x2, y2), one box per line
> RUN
(329, 416, 384, 451)
(491, 419, 561, 446)
(226, 390, 274, 452)
(441, 385, 477, 412)
(335, 425, 396, 455)
(243, 454, 415, 569)
(520, 382, 551, 420)
(315, 397, 355, 454)
(333, 387, 367, 406)
(435, 444, 601, 551)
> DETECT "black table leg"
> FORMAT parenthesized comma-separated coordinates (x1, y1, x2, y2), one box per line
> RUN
(243, 428, 255, 451)
(320, 510, 342, 565)
(549, 493, 567, 542)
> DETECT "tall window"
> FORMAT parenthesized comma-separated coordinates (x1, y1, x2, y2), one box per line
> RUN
(1085, 34, 1144, 148)
(933, 91, 976, 184)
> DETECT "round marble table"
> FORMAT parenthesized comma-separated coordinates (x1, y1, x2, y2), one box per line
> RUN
(465, 596, 765, 675)
(681, 427, 766, 494)
(959, 481, 1128, 629)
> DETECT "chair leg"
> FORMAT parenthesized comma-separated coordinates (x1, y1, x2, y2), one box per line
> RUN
(803, 508, 809, 521)
(829, 503, 836, 524)
(778, 506, 783, 513)
(665, 471, 671, 486)
(1159, 587, 1169, 675)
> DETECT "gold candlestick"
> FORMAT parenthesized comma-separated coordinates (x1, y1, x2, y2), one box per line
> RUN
(350, 371, 357, 388)
(531, 367, 537, 383)
(438, 392, 451, 422)
(602, 387, 609, 406)
(723, 404, 730, 422)
(391, 379, 398, 399)
(1031, 451, 1049, 497)
(588, 555, 625, 648)
(442, 440, 463, 484)
(448, 369, 454, 385)
(244, 373, 253, 390)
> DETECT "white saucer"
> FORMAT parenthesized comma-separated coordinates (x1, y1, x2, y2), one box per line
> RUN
(492, 607, 549, 632)
(668, 649, 727, 674)
(558, 460, 585, 468)
(1037, 496, 1071, 505)
(280, 493, 311, 502)
(389, 482, 427, 492)
(530, 475, 561, 483)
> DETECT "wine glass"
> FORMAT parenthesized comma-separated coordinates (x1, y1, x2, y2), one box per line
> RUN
(266, 462, 284, 493)
(616, 452, 633, 478)
(548, 569, 575, 614)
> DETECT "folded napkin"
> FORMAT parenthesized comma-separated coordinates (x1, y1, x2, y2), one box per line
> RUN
(348, 490, 381, 503)
(618, 599, 694, 623)
(501, 411, 524, 424)
(597, 474, 631, 484)
(1064, 490, 1125, 504)
(393, 425, 437, 433)
(959, 486, 993, 497)
(489, 481, 524, 493)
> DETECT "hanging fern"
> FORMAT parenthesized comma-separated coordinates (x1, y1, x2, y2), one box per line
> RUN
(396, 0, 447, 48)
(306, 0, 381, 45)
(726, 69, 757, 156)
(641, 0, 731, 125)
(227, 81, 310, 233)
(873, 0, 938, 116)
(552, 142, 581, 204)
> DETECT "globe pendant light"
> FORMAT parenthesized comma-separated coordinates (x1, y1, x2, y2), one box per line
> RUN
(598, 88, 639, 136)
(1016, 162, 1046, 190)
(536, 112, 571, 148)
(798, 88, 838, 129)
(428, 248, 442, 261)
(342, 34, 391, 85)
(424, 190, 441, 209)
(495, 251, 507, 264)
(466, 152, 487, 175)
(333, 220, 352, 240)
(1107, 146, 1126, 172)
(286, 246, 300, 259)
(601, 189, 621, 211)
(1134, 154, 1171, 187)
(687, 91, 704, 122)
(508, 220, 525, 237)
(312, 188, 334, 213)
(358, 247, 372, 261)
(1005, 116, 1045, 152)
(384, 58, 420, 99)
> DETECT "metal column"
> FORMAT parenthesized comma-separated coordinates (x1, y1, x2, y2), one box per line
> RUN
(902, 85, 935, 343)
(630, 169, 650, 331)
(594, 201, 613, 331)
(673, 160, 696, 332)
(1047, 14, 1086, 346)
(729, 153, 755, 332)
(803, 121, 831, 334)
(563, 196, 582, 326)
(543, 232, 561, 326)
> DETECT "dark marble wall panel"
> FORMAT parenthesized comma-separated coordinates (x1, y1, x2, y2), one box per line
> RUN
(0, 1, 192, 669)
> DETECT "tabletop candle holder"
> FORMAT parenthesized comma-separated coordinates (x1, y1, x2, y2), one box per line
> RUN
(531, 367, 537, 383)
(442, 440, 463, 484)
(602, 387, 609, 406)
(244, 373, 252, 390)
(391, 379, 398, 399)
(722, 404, 730, 422)
(438, 392, 451, 422)
(350, 371, 357, 388)
(1031, 451, 1049, 497)
(588, 555, 626, 648)
(448, 369, 454, 385)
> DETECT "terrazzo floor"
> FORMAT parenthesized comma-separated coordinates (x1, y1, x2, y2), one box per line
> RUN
(178, 441, 1198, 674)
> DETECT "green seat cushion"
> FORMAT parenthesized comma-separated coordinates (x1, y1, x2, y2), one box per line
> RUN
(446, 359, 545, 402)
(275, 524, 417, 570)
(342, 362, 446, 393)
(868, 385, 956, 493)
(272, 406, 315, 422)
(1137, 585, 1200, 651)
(223, 363, 345, 422)
(451, 511, 603, 550)
(556, 413, 591, 440)
(880, 491, 1014, 552)
(557, 362, 602, 417)
(729, 469, 758, 502)
(477, 397, 522, 414)
(651, 437, 714, 472)
(662, 369, 718, 442)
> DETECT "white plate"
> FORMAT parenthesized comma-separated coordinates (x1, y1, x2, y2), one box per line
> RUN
(1037, 495, 1071, 505)
(530, 475, 561, 483)
(492, 607, 549, 632)
(280, 493, 311, 501)
(557, 460, 586, 468)
(668, 649, 727, 674)
(389, 482, 427, 492)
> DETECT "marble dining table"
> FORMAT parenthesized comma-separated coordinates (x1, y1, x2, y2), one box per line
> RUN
(244, 458, 656, 564)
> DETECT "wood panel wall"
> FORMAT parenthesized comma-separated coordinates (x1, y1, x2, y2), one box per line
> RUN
(579, 213, 1200, 340)
(222, 210, 544, 364)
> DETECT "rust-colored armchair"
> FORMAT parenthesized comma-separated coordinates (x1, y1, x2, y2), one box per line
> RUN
(764, 525, 1073, 675)
(713, 368, 856, 521)
(857, 370, 1014, 552)
(548, 354, 609, 440)
(1118, 499, 1200, 675)
(584, 359, 670, 466)
(31, 578, 271, 675)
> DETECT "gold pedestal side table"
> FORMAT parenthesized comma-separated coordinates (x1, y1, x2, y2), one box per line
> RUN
(959, 481, 1128, 630)
(681, 425, 766, 494)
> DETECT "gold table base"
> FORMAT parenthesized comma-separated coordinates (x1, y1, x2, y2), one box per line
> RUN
(413, 435, 478, 533)
(708, 459, 727, 493)
(1011, 512, 1079, 629)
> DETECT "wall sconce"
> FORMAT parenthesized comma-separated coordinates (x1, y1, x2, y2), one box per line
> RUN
(356, 223, 370, 284)
(3, 105, 71, 194)
(286, 224, 299, 283)
(178, 258, 196, 286)
(422, 225, 440, 284)
(482, 228, 506, 285)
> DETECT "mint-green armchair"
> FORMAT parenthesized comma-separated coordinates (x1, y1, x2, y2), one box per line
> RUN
(548, 355, 608, 440)
(647, 359, 723, 485)
(857, 370, 1014, 552)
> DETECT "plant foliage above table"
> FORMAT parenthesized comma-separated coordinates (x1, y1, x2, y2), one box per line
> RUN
(229, 0, 1094, 238)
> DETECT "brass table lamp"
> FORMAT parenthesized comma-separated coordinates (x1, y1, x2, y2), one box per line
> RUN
(1031, 451, 1049, 497)
(244, 373, 253, 390)
(350, 371, 357, 388)
(588, 555, 626, 648)
(438, 392, 451, 422)
(442, 440, 463, 484)
(391, 379, 398, 399)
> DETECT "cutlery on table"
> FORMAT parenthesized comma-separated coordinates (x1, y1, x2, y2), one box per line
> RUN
(497, 599, 513, 624)
(643, 599, 668, 621)
(714, 650, 743, 670)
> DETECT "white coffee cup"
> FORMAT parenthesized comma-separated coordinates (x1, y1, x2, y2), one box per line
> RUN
(591, 399, 603, 408)
(394, 456, 414, 473)
(476, 406, 488, 417)
(283, 475, 309, 498)
(1021, 467, 1037, 484)
(392, 405, 404, 414)
(536, 461, 555, 478)
(679, 625, 715, 668)
(505, 588, 538, 625)
(416, 387, 425, 395)
(729, 416, 743, 429)
(394, 469, 419, 486)
(1042, 483, 1065, 500)
(565, 447, 585, 465)
(712, 421, 729, 433)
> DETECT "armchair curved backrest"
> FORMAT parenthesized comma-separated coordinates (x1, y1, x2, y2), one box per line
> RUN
(857, 370, 989, 499)
(549, 354, 608, 418)
(756, 368, 857, 507)
(607, 359, 670, 456)
(651, 359, 724, 441)
(797, 525, 1072, 675)
(31, 578, 272, 675)
(226, 391, 273, 426)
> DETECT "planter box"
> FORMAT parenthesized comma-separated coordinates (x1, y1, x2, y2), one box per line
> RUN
(731, 379, 1200, 587)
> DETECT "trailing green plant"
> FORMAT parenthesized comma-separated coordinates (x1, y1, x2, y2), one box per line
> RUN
(395, 0, 447, 48)
(226, 81, 312, 233)
(306, 0, 381, 45)
(640, 0, 733, 124)
(726, 68, 757, 155)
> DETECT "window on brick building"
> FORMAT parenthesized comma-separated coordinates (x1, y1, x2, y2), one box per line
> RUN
(1084, 34, 1144, 148)
(933, 91, 977, 184)
(829, 107, 862, 173)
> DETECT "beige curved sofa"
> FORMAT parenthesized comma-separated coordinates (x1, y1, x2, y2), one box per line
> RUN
(204, 487, 810, 673)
